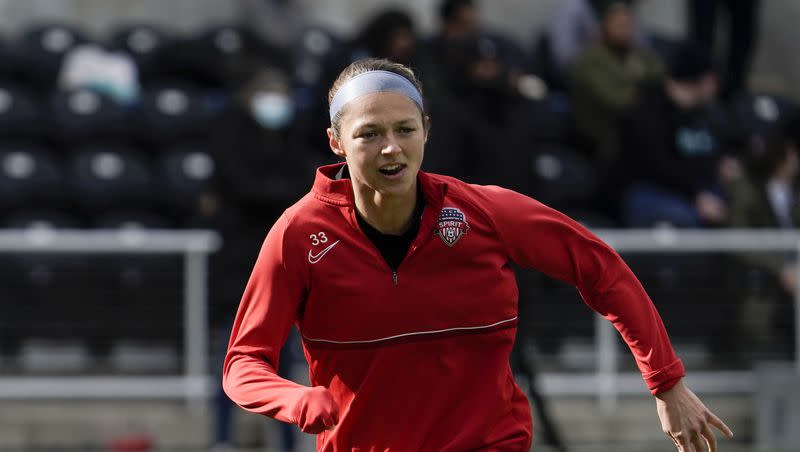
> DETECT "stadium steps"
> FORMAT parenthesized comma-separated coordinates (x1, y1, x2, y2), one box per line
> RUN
(0, 395, 755, 450)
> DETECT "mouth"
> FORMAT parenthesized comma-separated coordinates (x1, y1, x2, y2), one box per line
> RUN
(378, 163, 406, 178)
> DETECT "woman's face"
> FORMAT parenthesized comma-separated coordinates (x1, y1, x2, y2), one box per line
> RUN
(328, 91, 427, 198)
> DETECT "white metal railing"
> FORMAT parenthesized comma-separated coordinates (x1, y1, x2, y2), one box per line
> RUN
(0, 229, 221, 409)
(0, 228, 796, 413)
(590, 228, 800, 411)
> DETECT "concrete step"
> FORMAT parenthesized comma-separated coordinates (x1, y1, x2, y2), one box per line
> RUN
(0, 395, 757, 451)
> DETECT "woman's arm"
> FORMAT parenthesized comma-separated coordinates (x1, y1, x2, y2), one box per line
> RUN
(481, 186, 732, 450)
(484, 186, 683, 392)
(223, 214, 339, 433)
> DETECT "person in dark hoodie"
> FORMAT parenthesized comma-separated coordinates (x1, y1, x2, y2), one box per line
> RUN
(620, 42, 732, 227)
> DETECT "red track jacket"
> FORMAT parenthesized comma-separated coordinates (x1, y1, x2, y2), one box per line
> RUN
(223, 163, 685, 451)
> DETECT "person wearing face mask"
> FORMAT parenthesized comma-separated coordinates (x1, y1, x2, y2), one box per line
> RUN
(213, 67, 318, 227)
(222, 58, 733, 452)
(569, 0, 664, 162)
(621, 42, 735, 228)
(210, 66, 317, 451)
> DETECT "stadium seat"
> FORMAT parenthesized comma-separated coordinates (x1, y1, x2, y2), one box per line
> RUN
(15, 23, 90, 88)
(528, 144, 597, 210)
(732, 93, 798, 140)
(0, 210, 93, 350)
(90, 211, 182, 345)
(156, 145, 216, 215)
(48, 88, 131, 145)
(108, 24, 172, 83)
(154, 25, 283, 87)
(66, 146, 152, 214)
(0, 84, 42, 139)
(136, 83, 218, 145)
(0, 146, 62, 211)
(92, 209, 173, 230)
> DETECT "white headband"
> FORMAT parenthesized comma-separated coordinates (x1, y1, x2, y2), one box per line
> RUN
(329, 70, 424, 121)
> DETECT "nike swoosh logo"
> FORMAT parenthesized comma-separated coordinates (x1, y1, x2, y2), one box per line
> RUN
(308, 240, 340, 264)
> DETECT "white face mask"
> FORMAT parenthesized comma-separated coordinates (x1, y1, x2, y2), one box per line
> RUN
(250, 92, 295, 130)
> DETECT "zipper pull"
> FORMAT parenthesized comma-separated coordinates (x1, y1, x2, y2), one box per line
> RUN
(392, 271, 398, 286)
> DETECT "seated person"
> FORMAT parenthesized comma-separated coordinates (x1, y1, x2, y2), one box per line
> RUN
(621, 42, 730, 227)
(549, 0, 651, 74)
(569, 0, 663, 161)
(726, 116, 799, 355)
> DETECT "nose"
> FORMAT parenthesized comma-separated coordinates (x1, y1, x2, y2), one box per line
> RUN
(381, 134, 402, 156)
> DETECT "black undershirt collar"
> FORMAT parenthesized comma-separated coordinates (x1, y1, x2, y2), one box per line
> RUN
(336, 164, 425, 271)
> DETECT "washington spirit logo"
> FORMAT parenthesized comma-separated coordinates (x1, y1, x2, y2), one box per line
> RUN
(435, 207, 469, 247)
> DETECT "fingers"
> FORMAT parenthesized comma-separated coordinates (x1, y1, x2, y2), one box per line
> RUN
(670, 433, 691, 452)
(701, 424, 717, 452)
(691, 431, 705, 452)
(707, 412, 734, 438)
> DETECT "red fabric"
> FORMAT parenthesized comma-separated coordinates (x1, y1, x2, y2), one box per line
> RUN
(223, 163, 685, 451)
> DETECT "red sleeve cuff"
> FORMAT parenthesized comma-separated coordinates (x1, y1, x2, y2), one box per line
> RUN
(642, 359, 685, 395)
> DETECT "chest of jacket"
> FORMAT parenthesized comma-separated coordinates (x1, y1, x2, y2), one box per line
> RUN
(296, 201, 519, 345)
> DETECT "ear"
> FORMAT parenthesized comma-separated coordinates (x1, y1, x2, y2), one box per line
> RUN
(423, 116, 431, 144)
(327, 128, 346, 158)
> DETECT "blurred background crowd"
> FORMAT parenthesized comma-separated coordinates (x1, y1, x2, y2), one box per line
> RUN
(1, 0, 799, 450)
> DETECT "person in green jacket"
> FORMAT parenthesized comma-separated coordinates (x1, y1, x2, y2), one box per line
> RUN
(727, 117, 799, 356)
(569, 0, 663, 161)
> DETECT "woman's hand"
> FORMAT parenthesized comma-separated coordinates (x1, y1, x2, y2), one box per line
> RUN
(656, 379, 733, 451)
(295, 386, 340, 434)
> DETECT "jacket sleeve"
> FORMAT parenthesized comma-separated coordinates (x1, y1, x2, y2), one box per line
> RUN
(222, 213, 311, 422)
(483, 186, 685, 394)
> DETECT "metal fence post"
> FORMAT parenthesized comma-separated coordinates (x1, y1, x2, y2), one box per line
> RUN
(184, 250, 209, 413)
(795, 241, 800, 375)
(596, 313, 618, 413)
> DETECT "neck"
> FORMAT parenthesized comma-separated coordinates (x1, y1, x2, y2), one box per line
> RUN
(353, 182, 418, 235)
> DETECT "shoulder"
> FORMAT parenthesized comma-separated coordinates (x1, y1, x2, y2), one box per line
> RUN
(430, 173, 547, 222)
(271, 192, 340, 244)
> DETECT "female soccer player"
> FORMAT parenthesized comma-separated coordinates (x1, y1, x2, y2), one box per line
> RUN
(223, 58, 733, 452)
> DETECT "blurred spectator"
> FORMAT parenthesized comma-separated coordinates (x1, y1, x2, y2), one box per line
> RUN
(443, 33, 525, 124)
(726, 116, 798, 356)
(426, 0, 479, 63)
(346, 8, 449, 102)
(688, 0, 760, 101)
(311, 9, 437, 153)
(424, 0, 527, 101)
(423, 32, 533, 192)
(621, 42, 732, 227)
(569, 1, 663, 161)
(241, 0, 309, 49)
(728, 116, 800, 292)
(548, 0, 650, 76)
(213, 67, 314, 228)
(350, 9, 417, 66)
(210, 66, 316, 452)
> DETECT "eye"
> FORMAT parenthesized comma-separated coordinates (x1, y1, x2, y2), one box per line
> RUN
(358, 131, 378, 139)
(398, 127, 416, 134)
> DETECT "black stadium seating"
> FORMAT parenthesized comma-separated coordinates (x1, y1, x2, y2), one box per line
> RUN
(48, 89, 131, 145)
(66, 146, 153, 215)
(0, 146, 63, 212)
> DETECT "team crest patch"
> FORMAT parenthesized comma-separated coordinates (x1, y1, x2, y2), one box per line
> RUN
(435, 207, 469, 247)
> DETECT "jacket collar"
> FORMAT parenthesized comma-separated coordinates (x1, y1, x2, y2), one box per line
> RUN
(311, 163, 446, 208)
